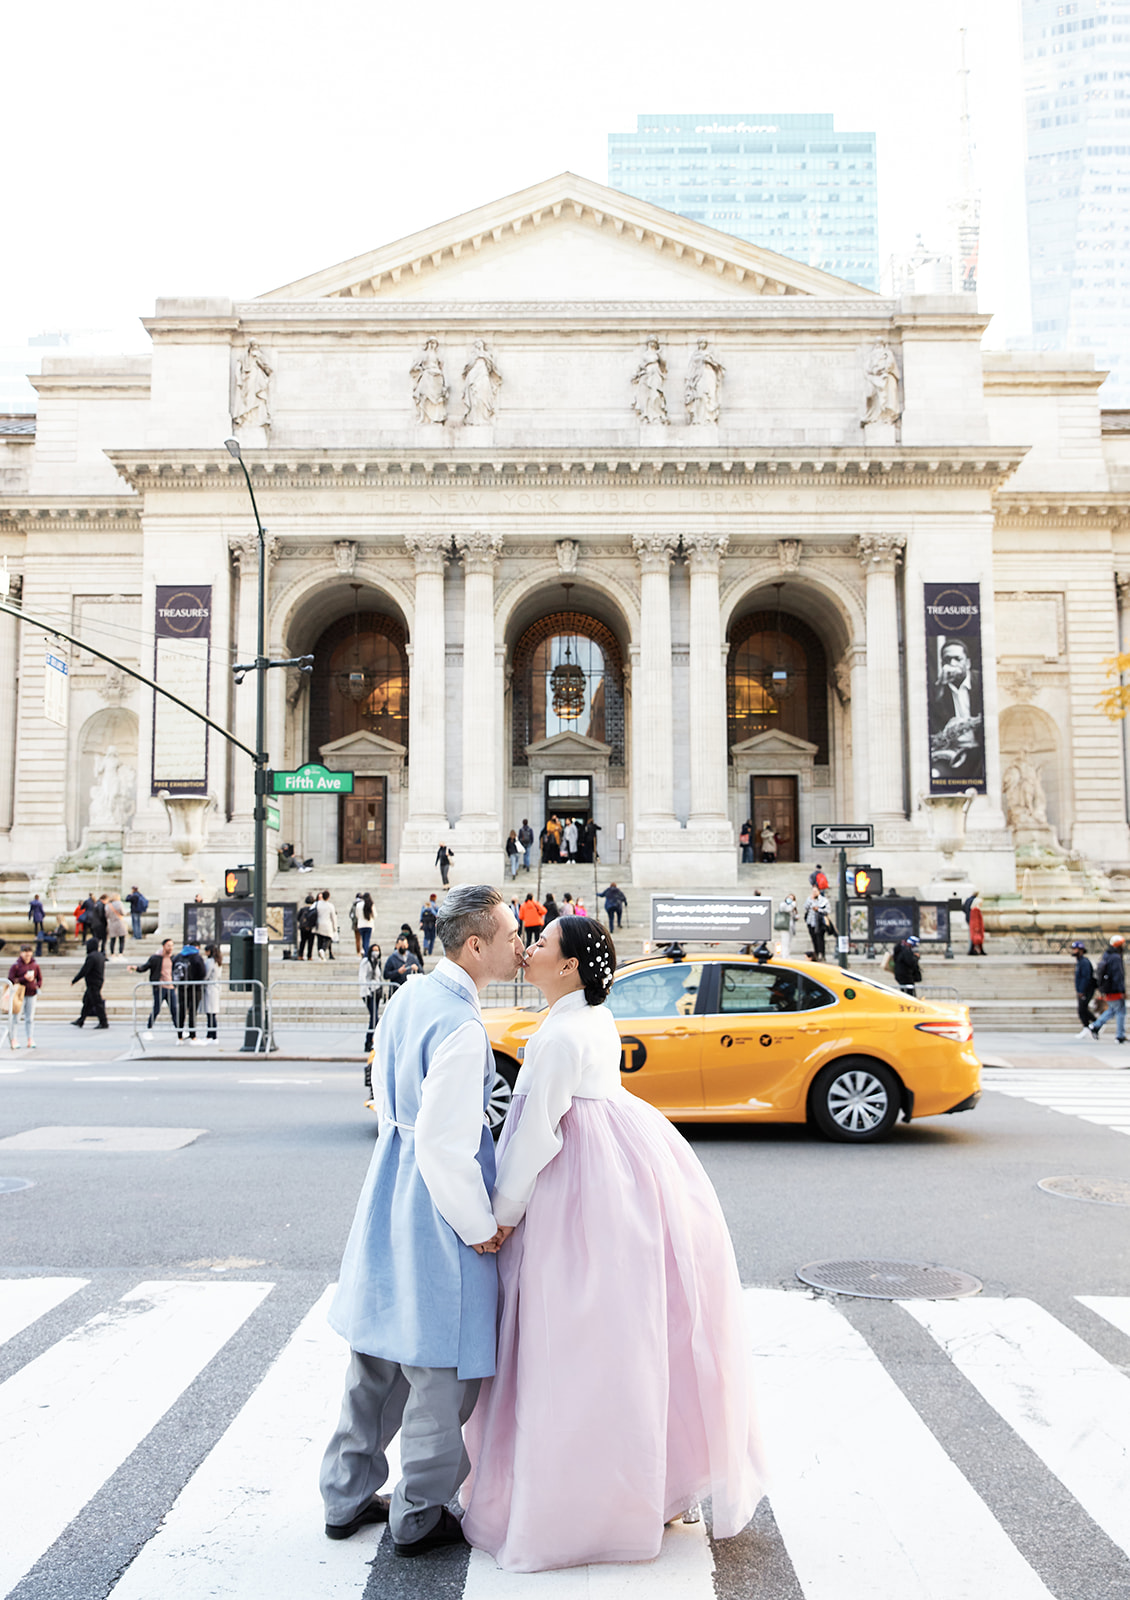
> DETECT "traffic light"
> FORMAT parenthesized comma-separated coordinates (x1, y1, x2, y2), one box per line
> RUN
(847, 865, 883, 898)
(224, 866, 253, 898)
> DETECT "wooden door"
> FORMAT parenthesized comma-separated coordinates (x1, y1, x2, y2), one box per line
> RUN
(340, 777, 386, 864)
(751, 775, 799, 862)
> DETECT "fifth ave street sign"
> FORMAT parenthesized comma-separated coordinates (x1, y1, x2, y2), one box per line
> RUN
(270, 763, 354, 795)
(811, 823, 874, 848)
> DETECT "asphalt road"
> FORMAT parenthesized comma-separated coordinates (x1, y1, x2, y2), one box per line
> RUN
(2, 1025, 1130, 1600)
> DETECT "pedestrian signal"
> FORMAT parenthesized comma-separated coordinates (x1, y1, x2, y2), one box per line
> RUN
(224, 867, 252, 898)
(847, 866, 883, 898)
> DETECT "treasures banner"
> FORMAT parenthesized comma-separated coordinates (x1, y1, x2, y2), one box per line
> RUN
(151, 585, 212, 796)
(925, 582, 986, 795)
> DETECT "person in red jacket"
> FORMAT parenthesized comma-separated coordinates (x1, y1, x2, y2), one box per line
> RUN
(5, 945, 43, 1049)
(965, 892, 986, 956)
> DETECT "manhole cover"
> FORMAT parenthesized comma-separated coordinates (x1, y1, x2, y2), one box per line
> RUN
(796, 1258, 983, 1300)
(0, 1176, 35, 1194)
(1038, 1175, 1130, 1207)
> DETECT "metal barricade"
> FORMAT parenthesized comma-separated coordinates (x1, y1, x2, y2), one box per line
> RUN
(131, 980, 266, 1053)
(480, 977, 542, 1010)
(901, 983, 961, 1003)
(266, 978, 378, 1053)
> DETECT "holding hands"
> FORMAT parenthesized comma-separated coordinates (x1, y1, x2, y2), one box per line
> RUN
(473, 1225, 515, 1256)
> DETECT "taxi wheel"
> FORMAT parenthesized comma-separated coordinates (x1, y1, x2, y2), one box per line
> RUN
(488, 1053, 519, 1140)
(809, 1058, 902, 1143)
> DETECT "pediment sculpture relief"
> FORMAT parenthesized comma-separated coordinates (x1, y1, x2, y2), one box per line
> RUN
(410, 338, 448, 424)
(631, 337, 668, 424)
(462, 340, 502, 425)
(862, 339, 901, 427)
(685, 340, 724, 425)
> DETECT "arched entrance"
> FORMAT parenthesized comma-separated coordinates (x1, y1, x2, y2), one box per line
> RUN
(727, 608, 830, 863)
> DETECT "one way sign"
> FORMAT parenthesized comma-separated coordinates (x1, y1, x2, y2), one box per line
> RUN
(811, 823, 874, 848)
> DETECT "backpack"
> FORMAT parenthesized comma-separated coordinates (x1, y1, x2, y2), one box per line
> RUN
(171, 952, 191, 984)
(299, 904, 318, 933)
(815, 871, 829, 891)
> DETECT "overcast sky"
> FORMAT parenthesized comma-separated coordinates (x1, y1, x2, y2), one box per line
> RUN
(2, 0, 1029, 395)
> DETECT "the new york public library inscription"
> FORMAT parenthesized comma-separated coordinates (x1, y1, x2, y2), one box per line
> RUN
(270, 485, 911, 516)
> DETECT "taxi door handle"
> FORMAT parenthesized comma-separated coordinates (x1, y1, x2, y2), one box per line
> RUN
(799, 1023, 829, 1033)
(664, 1027, 693, 1038)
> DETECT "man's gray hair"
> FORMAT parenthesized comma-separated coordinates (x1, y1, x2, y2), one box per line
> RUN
(436, 884, 505, 953)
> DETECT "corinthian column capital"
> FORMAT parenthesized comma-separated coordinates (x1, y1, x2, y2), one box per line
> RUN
(456, 528, 503, 575)
(1117, 571, 1130, 610)
(856, 531, 906, 574)
(683, 531, 729, 574)
(405, 531, 450, 575)
(632, 532, 678, 575)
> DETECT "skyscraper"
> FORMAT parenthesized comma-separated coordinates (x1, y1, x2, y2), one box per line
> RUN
(607, 113, 879, 291)
(1022, 0, 1130, 402)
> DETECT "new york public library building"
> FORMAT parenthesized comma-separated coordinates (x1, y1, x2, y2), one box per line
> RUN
(2, 172, 1130, 918)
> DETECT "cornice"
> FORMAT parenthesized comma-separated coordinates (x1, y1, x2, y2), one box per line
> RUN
(993, 491, 1130, 525)
(29, 372, 151, 396)
(0, 497, 141, 526)
(106, 445, 1027, 493)
(983, 367, 1108, 395)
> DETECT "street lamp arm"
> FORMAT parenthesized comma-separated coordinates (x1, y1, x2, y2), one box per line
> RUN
(0, 599, 258, 761)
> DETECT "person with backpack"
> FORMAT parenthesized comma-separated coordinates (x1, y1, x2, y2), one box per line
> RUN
(298, 894, 318, 961)
(173, 942, 208, 1043)
(518, 819, 534, 871)
(126, 886, 148, 941)
(419, 895, 440, 956)
(809, 864, 829, 892)
(1089, 935, 1126, 1043)
(739, 820, 754, 864)
(1072, 940, 1097, 1036)
(70, 938, 108, 1029)
(892, 936, 923, 995)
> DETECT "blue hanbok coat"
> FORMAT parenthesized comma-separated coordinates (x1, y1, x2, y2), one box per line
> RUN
(328, 968, 498, 1379)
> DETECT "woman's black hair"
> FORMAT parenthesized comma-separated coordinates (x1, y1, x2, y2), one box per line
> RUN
(362, 892, 373, 919)
(555, 917, 617, 1006)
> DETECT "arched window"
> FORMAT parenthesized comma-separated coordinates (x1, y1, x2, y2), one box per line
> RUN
(308, 612, 409, 756)
(727, 611, 828, 761)
(512, 612, 625, 766)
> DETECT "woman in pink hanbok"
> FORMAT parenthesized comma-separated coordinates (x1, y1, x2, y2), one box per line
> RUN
(461, 918, 765, 1573)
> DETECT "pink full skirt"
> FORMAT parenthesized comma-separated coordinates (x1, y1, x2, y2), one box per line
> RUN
(461, 1088, 766, 1572)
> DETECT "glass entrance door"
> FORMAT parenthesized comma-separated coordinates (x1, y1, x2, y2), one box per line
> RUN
(751, 775, 798, 862)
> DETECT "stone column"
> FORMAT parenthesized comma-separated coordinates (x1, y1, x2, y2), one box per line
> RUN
(227, 532, 277, 825)
(404, 533, 449, 828)
(632, 533, 679, 827)
(453, 530, 502, 874)
(683, 532, 731, 827)
(856, 533, 906, 820)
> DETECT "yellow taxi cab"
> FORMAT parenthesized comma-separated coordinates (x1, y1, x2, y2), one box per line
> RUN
(482, 949, 981, 1143)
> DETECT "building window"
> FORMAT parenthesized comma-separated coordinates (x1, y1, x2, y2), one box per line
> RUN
(309, 612, 409, 757)
(727, 611, 829, 761)
(511, 612, 625, 766)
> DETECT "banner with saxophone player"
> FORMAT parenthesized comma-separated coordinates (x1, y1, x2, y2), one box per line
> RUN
(926, 582, 986, 794)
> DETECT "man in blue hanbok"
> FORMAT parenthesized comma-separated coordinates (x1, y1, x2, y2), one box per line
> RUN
(321, 884, 525, 1556)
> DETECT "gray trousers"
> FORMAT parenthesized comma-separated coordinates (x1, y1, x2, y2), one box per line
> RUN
(320, 1350, 480, 1544)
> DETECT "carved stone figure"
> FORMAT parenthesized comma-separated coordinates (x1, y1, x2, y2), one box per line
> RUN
(1002, 748, 1049, 831)
(631, 338, 668, 425)
(555, 539, 579, 575)
(684, 339, 724, 425)
(232, 341, 273, 436)
(89, 744, 136, 829)
(462, 340, 502, 425)
(777, 538, 802, 573)
(410, 338, 448, 424)
(333, 541, 357, 575)
(862, 340, 901, 427)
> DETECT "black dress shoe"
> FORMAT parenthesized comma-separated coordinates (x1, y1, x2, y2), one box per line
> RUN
(393, 1507, 467, 1558)
(70, 1019, 83, 1028)
(324, 1493, 390, 1540)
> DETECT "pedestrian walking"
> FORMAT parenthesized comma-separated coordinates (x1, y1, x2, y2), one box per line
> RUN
(383, 935, 422, 992)
(759, 820, 778, 863)
(3, 944, 42, 1049)
(541, 817, 561, 865)
(559, 893, 577, 915)
(29, 893, 45, 954)
(543, 893, 561, 926)
(518, 819, 534, 871)
(1090, 935, 1127, 1043)
(599, 881, 627, 931)
(320, 885, 524, 1556)
(359, 941, 382, 1053)
(356, 892, 375, 955)
(130, 938, 179, 1034)
(739, 819, 754, 864)
(105, 894, 128, 956)
(173, 942, 207, 1042)
(350, 892, 365, 955)
(774, 892, 798, 957)
(419, 894, 439, 956)
(316, 890, 339, 961)
(517, 893, 546, 947)
(1072, 941, 1097, 1035)
(126, 885, 148, 941)
(805, 889, 832, 959)
(964, 891, 986, 956)
(505, 830, 520, 880)
(202, 944, 222, 1041)
(70, 938, 108, 1028)
(298, 893, 318, 961)
(435, 842, 453, 886)
(809, 863, 829, 891)
(892, 935, 923, 995)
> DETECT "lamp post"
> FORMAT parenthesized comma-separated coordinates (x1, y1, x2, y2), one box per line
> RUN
(224, 437, 312, 1046)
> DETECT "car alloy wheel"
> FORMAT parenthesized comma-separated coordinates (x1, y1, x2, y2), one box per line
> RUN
(810, 1059, 901, 1143)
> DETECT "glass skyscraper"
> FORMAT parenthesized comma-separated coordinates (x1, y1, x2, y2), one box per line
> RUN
(607, 113, 879, 291)
(1022, 0, 1130, 403)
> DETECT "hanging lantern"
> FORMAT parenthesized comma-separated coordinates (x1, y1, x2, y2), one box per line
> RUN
(550, 637, 587, 721)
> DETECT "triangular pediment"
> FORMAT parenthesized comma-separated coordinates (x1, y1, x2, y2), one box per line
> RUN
(731, 730, 819, 758)
(259, 173, 876, 305)
(525, 730, 613, 760)
(319, 730, 407, 762)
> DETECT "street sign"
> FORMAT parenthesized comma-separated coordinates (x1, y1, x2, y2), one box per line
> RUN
(651, 895, 773, 944)
(810, 823, 874, 848)
(266, 803, 280, 832)
(269, 763, 354, 795)
(44, 651, 68, 727)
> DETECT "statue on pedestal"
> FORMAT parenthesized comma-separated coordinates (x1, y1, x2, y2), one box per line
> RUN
(1002, 748, 1050, 832)
(88, 744, 136, 830)
(862, 340, 901, 427)
(631, 338, 668, 424)
(233, 341, 273, 437)
(684, 339, 724, 425)
(410, 338, 448, 424)
(462, 340, 502, 425)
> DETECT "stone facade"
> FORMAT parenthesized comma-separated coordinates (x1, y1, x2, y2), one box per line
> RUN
(1, 174, 1128, 892)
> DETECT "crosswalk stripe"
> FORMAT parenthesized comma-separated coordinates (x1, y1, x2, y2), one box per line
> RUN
(462, 1518, 713, 1596)
(107, 1286, 378, 1598)
(906, 1298, 1130, 1562)
(745, 1288, 1054, 1600)
(0, 1278, 88, 1347)
(1078, 1296, 1130, 1342)
(0, 1279, 272, 1598)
